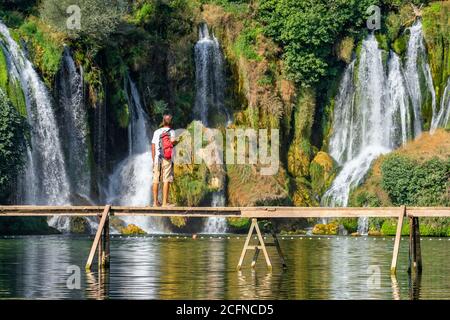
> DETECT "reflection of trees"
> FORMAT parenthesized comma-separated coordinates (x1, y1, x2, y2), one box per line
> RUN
(158, 237, 227, 299)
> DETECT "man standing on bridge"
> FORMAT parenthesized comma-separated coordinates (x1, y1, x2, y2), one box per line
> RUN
(151, 114, 178, 207)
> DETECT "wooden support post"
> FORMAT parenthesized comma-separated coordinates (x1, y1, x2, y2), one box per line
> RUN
(412, 217, 422, 273)
(86, 205, 111, 271)
(254, 220, 272, 270)
(98, 218, 103, 270)
(104, 214, 110, 268)
(271, 231, 287, 269)
(390, 206, 405, 274)
(408, 216, 422, 274)
(237, 218, 284, 271)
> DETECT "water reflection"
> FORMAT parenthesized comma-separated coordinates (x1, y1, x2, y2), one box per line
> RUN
(0, 235, 449, 299)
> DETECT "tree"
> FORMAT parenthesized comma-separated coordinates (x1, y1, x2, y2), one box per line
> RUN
(0, 88, 27, 201)
(258, 0, 378, 86)
(39, 0, 128, 43)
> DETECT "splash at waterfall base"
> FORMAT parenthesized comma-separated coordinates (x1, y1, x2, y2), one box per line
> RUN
(2, 205, 448, 274)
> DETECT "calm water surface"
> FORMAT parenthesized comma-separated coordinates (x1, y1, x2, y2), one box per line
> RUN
(0, 235, 449, 299)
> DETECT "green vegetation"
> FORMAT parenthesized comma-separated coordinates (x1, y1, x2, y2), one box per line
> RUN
(0, 88, 27, 201)
(233, 25, 263, 61)
(257, 0, 376, 86)
(381, 155, 449, 206)
(18, 18, 64, 83)
(121, 224, 146, 235)
(39, 0, 128, 43)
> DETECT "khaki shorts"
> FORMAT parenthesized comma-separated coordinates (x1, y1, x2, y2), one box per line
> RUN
(153, 158, 174, 183)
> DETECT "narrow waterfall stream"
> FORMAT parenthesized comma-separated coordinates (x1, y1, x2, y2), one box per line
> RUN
(0, 22, 72, 230)
(322, 22, 437, 234)
(55, 47, 92, 204)
(194, 23, 230, 233)
(431, 77, 450, 132)
(106, 75, 167, 233)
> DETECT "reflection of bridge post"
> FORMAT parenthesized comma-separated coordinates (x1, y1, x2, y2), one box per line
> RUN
(85, 270, 109, 300)
(408, 270, 422, 300)
(390, 274, 401, 300)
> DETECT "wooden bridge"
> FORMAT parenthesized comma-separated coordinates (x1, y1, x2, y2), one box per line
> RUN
(1, 205, 449, 274)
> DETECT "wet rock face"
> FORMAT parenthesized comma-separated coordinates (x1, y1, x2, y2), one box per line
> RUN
(69, 217, 93, 234)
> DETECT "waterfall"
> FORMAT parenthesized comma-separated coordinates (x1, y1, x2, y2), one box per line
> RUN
(106, 75, 166, 233)
(431, 78, 450, 132)
(404, 21, 435, 136)
(194, 23, 231, 127)
(322, 34, 418, 235)
(55, 47, 92, 203)
(202, 191, 228, 234)
(0, 22, 71, 227)
(194, 23, 229, 233)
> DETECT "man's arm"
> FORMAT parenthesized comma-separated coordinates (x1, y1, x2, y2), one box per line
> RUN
(151, 143, 155, 163)
(170, 129, 179, 146)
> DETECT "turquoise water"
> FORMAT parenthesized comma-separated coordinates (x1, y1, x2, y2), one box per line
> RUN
(0, 235, 449, 299)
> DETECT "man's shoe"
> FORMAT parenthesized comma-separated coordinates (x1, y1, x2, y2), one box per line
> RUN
(161, 203, 176, 207)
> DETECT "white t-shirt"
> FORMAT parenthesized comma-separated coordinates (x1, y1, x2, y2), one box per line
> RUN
(151, 127, 175, 162)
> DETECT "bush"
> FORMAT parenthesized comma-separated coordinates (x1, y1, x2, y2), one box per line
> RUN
(381, 154, 449, 206)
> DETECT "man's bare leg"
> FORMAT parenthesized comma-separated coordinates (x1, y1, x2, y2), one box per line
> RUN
(162, 182, 170, 206)
(153, 183, 160, 206)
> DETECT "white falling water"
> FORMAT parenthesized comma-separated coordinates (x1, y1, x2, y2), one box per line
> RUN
(431, 77, 450, 132)
(0, 22, 72, 230)
(106, 75, 166, 233)
(56, 47, 92, 203)
(194, 23, 230, 233)
(404, 21, 435, 136)
(194, 23, 231, 127)
(322, 35, 417, 235)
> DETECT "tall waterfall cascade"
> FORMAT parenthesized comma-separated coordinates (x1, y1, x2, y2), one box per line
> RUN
(323, 21, 441, 235)
(56, 47, 93, 203)
(105, 75, 166, 233)
(194, 23, 230, 233)
(0, 22, 74, 230)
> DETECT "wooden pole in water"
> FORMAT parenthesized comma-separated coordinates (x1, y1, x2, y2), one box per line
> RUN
(104, 214, 110, 268)
(408, 216, 422, 274)
(413, 217, 422, 273)
(85, 205, 111, 271)
(390, 206, 405, 274)
(408, 216, 414, 274)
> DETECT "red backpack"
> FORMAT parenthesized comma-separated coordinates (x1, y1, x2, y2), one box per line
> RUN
(159, 129, 174, 160)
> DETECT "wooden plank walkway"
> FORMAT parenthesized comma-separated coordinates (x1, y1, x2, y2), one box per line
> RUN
(1, 205, 449, 273)
(2, 205, 448, 217)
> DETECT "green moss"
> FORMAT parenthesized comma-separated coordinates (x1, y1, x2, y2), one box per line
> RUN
(18, 18, 64, 84)
(122, 224, 146, 235)
(7, 78, 27, 117)
(233, 25, 263, 62)
(312, 222, 338, 235)
(422, 2, 450, 110)
(0, 48, 7, 92)
(392, 34, 407, 56)
(170, 217, 187, 228)
(338, 218, 358, 234)
(227, 217, 250, 230)
(375, 33, 389, 52)
(111, 89, 129, 128)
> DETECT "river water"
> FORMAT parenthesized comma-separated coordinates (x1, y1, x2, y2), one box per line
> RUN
(0, 235, 449, 299)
